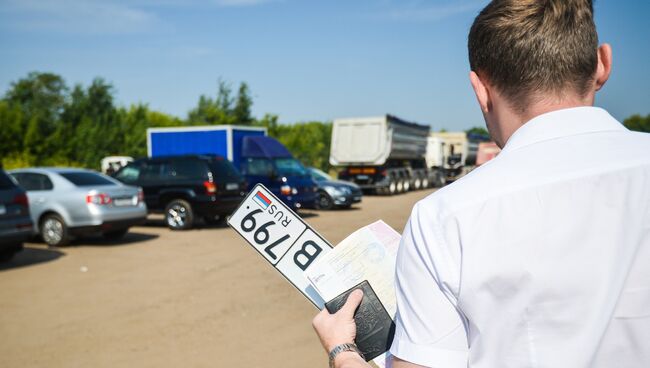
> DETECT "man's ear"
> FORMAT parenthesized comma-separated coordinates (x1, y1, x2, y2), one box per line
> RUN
(470, 71, 490, 113)
(595, 43, 612, 91)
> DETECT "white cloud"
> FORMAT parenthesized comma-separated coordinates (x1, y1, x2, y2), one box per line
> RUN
(0, 0, 160, 34)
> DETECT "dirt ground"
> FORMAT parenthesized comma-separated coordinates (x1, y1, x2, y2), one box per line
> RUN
(0, 188, 436, 368)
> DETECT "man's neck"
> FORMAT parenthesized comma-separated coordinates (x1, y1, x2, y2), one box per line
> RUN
(498, 95, 595, 147)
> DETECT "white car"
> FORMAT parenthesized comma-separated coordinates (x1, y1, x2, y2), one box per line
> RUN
(9, 168, 147, 246)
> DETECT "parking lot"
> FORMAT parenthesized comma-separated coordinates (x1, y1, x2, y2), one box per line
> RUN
(0, 188, 436, 368)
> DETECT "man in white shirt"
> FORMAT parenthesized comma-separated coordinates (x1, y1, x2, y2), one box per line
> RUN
(312, 0, 650, 367)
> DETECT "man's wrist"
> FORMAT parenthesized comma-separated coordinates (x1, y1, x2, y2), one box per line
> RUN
(328, 343, 364, 368)
(333, 351, 365, 368)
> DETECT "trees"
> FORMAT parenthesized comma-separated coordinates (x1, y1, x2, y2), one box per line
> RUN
(187, 80, 253, 126)
(623, 114, 650, 133)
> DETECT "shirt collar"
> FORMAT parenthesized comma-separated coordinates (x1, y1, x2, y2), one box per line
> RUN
(502, 106, 626, 152)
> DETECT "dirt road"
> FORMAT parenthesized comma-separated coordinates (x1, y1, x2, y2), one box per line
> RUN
(0, 189, 436, 368)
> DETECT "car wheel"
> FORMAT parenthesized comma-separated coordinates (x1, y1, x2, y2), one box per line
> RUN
(40, 214, 70, 247)
(403, 180, 411, 192)
(165, 199, 194, 230)
(421, 177, 429, 189)
(396, 180, 404, 193)
(317, 191, 334, 210)
(103, 228, 129, 241)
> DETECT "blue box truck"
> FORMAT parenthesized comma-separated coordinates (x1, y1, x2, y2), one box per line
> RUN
(147, 125, 317, 211)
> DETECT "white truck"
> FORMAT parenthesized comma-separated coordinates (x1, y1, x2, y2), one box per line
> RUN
(330, 115, 444, 195)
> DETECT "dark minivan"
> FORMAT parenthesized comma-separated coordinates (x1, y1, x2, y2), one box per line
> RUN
(113, 155, 246, 230)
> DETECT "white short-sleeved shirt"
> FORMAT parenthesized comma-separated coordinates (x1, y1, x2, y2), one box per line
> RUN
(390, 107, 650, 367)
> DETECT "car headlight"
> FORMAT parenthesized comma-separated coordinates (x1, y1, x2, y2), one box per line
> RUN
(324, 186, 349, 196)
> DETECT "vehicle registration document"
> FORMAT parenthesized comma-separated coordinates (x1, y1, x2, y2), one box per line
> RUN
(305, 220, 400, 316)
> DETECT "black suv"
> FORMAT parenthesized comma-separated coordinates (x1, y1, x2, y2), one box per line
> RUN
(113, 155, 246, 230)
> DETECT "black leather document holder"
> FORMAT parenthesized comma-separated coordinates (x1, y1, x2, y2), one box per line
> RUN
(324, 280, 396, 361)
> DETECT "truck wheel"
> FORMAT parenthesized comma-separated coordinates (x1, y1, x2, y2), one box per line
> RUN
(414, 177, 422, 190)
(40, 214, 70, 247)
(396, 180, 404, 193)
(403, 180, 411, 192)
(421, 177, 429, 189)
(165, 199, 194, 230)
(388, 180, 397, 195)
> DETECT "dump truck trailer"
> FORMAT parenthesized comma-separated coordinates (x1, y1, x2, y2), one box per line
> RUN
(330, 115, 443, 195)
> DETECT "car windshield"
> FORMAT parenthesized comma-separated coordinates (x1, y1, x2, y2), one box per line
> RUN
(60, 171, 116, 186)
(310, 168, 331, 182)
(274, 158, 307, 176)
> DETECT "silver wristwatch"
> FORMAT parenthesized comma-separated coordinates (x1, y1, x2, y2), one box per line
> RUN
(328, 343, 364, 368)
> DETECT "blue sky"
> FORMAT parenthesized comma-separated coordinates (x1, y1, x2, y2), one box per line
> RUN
(1, 0, 648, 131)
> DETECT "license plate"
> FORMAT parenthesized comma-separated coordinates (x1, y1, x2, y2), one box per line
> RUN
(228, 184, 332, 309)
(226, 183, 239, 191)
(0, 205, 5, 215)
(353, 196, 361, 201)
(356, 175, 369, 180)
(113, 198, 135, 206)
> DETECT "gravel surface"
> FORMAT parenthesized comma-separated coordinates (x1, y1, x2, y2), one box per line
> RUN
(0, 188, 436, 368)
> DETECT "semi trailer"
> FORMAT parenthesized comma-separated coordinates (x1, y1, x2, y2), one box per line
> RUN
(330, 115, 444, 195)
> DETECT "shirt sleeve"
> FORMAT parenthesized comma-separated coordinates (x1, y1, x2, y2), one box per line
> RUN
(389, 202, 469, 367)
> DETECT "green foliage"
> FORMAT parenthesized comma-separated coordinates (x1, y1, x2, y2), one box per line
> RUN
(623, 114, 650, 133)
(0, 72, 333, 172)
(187, 79, 253, 125)
(465, 126, 489, 137)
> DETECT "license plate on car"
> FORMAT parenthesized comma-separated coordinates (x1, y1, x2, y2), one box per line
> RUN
(356, 175, 369, 180)
(114, 198, 135, 206)
(226, 183, 239, 191)
(0, 205, 6, 215)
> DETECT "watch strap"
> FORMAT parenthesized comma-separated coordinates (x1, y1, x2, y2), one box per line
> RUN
(328, 343, 364, 368)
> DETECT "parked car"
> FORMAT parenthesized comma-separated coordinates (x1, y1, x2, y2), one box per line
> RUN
(113, 155, 246, 230)
(9, 168, 147, 246)
(101, 156, 133, 175)
(307, 167, 362, 210)
(0, 169, 33, 260)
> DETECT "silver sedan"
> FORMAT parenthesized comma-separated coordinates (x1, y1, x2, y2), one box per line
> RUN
(9, 168, 147, 246)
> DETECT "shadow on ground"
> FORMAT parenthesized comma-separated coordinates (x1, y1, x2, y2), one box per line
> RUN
(0, 246, 64, 272)
(75, 232, 159, 247)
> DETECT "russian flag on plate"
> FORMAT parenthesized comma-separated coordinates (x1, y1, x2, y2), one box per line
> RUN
(253, 190, 272, 209)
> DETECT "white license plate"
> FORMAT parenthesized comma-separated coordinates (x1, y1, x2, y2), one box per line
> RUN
(226, 183, 239, 191)
(0, 205, 6, 215)
(228, 184, 332, 308)
(113, 198, 134, 206)
(353, 196, 361, 201)
(356, 175, 369, 180)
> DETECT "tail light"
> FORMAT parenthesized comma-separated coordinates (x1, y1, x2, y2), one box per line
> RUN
(86, 193, 112, 205)
(381, 169, 388, 176)
(13, 193, 29, 206)
(280, 185, 292, 196)
(137, 188, 144, 203)
(203, 181, 217, 194)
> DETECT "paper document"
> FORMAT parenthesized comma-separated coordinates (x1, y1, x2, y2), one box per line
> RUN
(305, 220, 401, 317)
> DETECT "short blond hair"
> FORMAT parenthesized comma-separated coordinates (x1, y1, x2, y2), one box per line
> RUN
(468, 0, 598, 113)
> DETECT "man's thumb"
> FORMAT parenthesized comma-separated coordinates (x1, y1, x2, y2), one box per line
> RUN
(340, 289, 364, 318)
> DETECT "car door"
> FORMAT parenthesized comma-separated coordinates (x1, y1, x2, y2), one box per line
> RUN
(10, 172, 56, 226)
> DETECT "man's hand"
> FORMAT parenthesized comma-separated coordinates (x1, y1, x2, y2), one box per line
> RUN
(312, 289, 364, 353)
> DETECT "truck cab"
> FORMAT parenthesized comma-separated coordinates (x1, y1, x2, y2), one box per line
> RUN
(240, 136, 317, 211)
